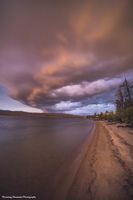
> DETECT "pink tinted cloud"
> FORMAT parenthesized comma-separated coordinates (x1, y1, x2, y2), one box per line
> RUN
(0, 0, 133, 111)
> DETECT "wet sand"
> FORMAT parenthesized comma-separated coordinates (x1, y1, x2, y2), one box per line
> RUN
(67, 121, 133, 200)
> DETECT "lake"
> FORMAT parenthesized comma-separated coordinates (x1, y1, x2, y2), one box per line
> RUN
(0, 116, 94, 199)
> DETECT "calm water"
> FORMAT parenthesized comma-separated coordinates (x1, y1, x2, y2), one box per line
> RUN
(0, 116, 94, 199)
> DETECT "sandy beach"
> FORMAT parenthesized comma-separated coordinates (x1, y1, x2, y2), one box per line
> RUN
(67, 121, 133, 200)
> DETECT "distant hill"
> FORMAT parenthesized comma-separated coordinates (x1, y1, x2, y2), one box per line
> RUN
(0, 110, 81, 118)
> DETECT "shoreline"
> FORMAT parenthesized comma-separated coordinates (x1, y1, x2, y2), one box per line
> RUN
(47, 120, 96, 200)
(67, 121, 133, 200)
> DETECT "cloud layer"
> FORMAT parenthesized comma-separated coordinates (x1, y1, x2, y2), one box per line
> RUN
(0, 0, 133, 114)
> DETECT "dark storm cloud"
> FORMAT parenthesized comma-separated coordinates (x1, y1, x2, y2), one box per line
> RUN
(0, 0, 133, 112)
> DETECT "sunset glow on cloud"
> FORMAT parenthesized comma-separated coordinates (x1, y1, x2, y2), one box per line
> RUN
(0, 0, 133, 114)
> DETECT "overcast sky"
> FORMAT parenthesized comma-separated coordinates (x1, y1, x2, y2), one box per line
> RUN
(0, 0, 133, 115)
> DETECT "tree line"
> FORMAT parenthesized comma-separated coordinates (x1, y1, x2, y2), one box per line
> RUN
(88, 78, 133, 127)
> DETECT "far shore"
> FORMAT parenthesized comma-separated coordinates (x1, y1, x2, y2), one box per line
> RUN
(0, 110, 82, 118)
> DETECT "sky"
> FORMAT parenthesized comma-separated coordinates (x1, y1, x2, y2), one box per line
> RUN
(0, 0, 133, 115)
